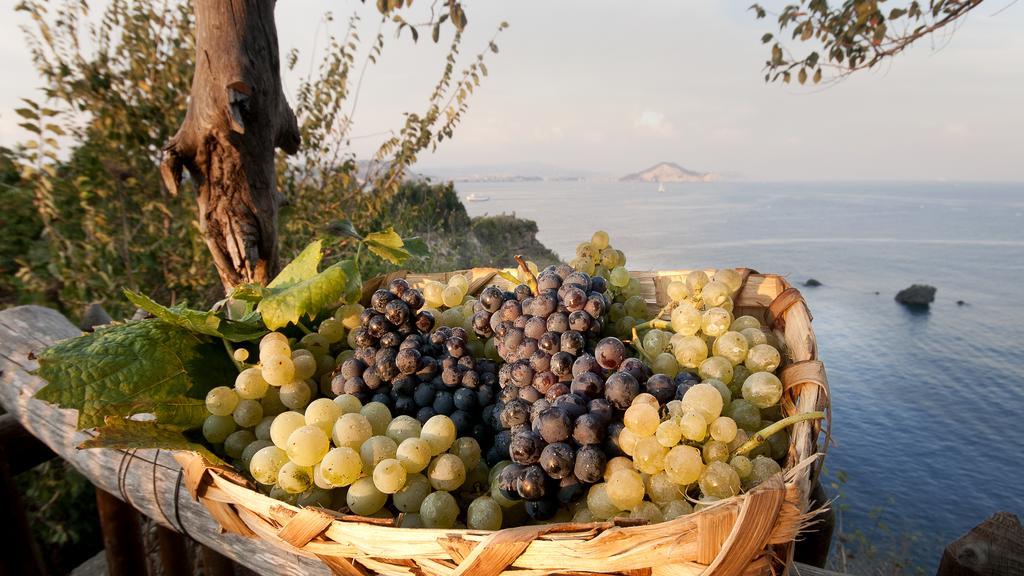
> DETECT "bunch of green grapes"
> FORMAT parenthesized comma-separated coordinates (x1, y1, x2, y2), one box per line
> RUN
(567, 231, 650, 339)
(417, 274, 486, 357)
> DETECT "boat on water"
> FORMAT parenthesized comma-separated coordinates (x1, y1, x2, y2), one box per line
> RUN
(657, 182, 665, 192)
(466, 193, 490, 202)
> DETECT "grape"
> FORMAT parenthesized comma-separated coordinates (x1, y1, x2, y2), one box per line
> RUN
(699, 461, 741, 499)
(624, 403, 660, 437)
(685, 270, 709, 297)
(449, 437, 482, 470)
(241, 439, 274, 471)
(662, 499, 694, 520)
(630, 501, 664, 524)
(664, 445, 704, 485)
(423, 281, 445, 308)
(304, 398, 342, 435)
(606, 469, 645, 510)
(730, 315, 760, 332)
(335, 303, 364, 329)
(286, 425, 330, 467)
(297, 486, 333, 508)
(539, 442, 576, 479)
(679, 411, 708, 441)
(682, 383, 725, 423)
(517, 465, 547, 500)
(393, 473, 431, 512)
(741, 372, 783, 408)
(510, 430, 545, 465)
(710, 416, 738, 443)
(421, 415, 457, 455)
(317, 317, 345, 344)
(268, 485, 299, 506)
(260, 386, 288, 416)
(617, 427, 639, 456)
(729, 455, 753, 479)
(572, 413, 605, 445)
(705, 378, 733, 409)
(360, 402, 393, 436)
(396, 437, 433, 473)
(269, 411, 306, 449)
(702, 440, 730, 464)
(260, 332, 291, 360)
(748, 455, 783, 488)
(386, 415, 422, 444)
(726, 399, 763, 432)
(670, 303, 702, 336)
(603, 456, 634, 481)
(701, 281, 731, 308)
(278, 462, 313, 494)
(233, 348, 250, 363)
(230, 369, 267, 401)
(320, 447, 361, 487)
(334, 393, 362, 414)
(701, 308, 733, 338)
(449, 274, 470, 297)
(655, 419, 682, 447)
(633, 436, 668, 474)
(591, 230, 610, 250)
(205, 386, 239, 416)
(713, 332, 749, 366)
(279, 380, 312, 410)
(595, 337, 626, 370)
(420, 491, 459, 528)
(586, 483, 620, 519)
(745, 344, 782, 373)
(672, 335, 708, 369)
(467, 496, 503, 530)
(624, 295, 647, 319)
(604, 371, 639, 410)
(646, 471, 685, 504)
(347, 476, 387, 516)
(292, 354, 318, 381)
(262, 356, 295, 386)
(360, 435, 398, 473)
(373, 458, 408, 494)
(224, 430, 256, 459)
(228, 400, 259, 428)
(713, 268, 743, 293)
(249, 445, 288, 485)
(741, 328, 768, 347)
(573, 445, 607, 483)
(203, 414, 236, 443)
(427, 453, 467, 491)
(400, 514, 424, 528)
(651, 353, 680, 377)
(666, 281, 688, 302)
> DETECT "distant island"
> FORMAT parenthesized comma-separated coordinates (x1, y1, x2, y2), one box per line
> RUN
(620, 162, 717, 183)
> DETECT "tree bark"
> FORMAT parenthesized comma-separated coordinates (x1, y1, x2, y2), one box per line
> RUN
(161, 0, 299, 290)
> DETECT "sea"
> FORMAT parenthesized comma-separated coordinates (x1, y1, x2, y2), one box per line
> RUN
(458, 180, 1024, 572)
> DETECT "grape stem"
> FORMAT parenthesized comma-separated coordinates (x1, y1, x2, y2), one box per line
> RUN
(732, 411, 826, 457)
(628, 327, 655, 363)
(296, 321, 313, 335)
(514, 254, 538, 295)
(632, 319, 672, 333)
(222, 338, 246, 373)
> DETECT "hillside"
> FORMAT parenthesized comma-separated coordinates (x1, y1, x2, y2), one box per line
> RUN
(620, 162, 716, 183)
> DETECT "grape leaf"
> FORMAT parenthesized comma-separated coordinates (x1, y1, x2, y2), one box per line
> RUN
(34, 319, 235, 429)
(99, 397, 209, 431)
(363, 227, 429, 264)
(257, 259, 361, 331)
(80, 417, 223, 464)
(124, 290, 266, 342)
(268, 239, 323, 290)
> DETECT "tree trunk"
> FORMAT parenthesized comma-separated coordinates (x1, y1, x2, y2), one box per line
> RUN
(161, 0, 299, 291)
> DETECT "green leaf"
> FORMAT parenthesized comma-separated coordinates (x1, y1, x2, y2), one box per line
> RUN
(229, 283, 268, 303)
(494, 269, 521, 286)
(329, 219, 363, 241)
(34, 320, 235, 430)
(403, 237, 430, 258)
(15, 108, 39, 120)
(268, 240, 324, 291)
(363, 227, 429, 265)
(124, 290, 266, 342)
(80, 417, 223, 464)
(257, 260, 360, 330)
(100, 397, 208, 431)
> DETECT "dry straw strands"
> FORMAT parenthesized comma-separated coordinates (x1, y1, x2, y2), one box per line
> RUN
(176, 267, 830, 576)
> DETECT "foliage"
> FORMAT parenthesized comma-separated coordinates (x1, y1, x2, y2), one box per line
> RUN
(751, 0, 986, 84)
(0, 148, 42, 305)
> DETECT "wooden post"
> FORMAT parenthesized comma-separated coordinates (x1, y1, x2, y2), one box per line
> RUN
(937, 512, 1024, 576)
(156, 524, 192, 576)
(96, 487, 148, 576)
(0, 441, 47, 576)
(200, 545, 236, 576)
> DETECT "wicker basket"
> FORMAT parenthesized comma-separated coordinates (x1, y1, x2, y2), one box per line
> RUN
(175, 267, 830, 576)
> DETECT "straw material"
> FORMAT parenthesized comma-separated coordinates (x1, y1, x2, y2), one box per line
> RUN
(175, 267, 830, 576)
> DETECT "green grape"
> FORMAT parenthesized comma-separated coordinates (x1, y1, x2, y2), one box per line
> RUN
(767, 426, 789, 460)
(586, 483, 620, 520)
(698, 356, 734, 385)
(334, 303, 364, 329)
(629, 501, 664, 524)
(625, 277, 642, 297)
(232, 399, 263, 428)
(360, 402, 393, 437)
(423, 281, 445, 308)
(632, 393, 660, 410)
(701, 281, 731, 308)
(682, 383, 725, 423)
(286, 425, 330, 467)
(385, 415, 422, 444)
(305, 398, 342, 435)
(420, 491, 459, 528)
(704, 378, 732, 410)
(420, 415, 456, 455)
(624, 295, 647, 319)
(224, 430, 256, 459)
(262, 356, 295, 387)
(249, 445, 288, 485)
(632, 436, 668, 474)
(664, 445, 704, 485)
(623, 403, 660, 437)
(241, 439, 274, 471)
(655, 419, 682, 447)
(373, 458, 408, 494)
(617, 427, 639, 456)
(595, 247, 614, 270)
(234, 368, 269, 400)
(202, 414, 236, 443)
(484, 337, 500, 361)
(572, 257, 596, 275)
(312, 462, 333, 490)
(614, 316, 638, 340)
(701, 307, 733, 338)
(713, 268, 743, 293)
(702, 440, 730, 464)
(346, 328, 360, 349)
(609, 266, 630, 288)
(740, 327, 768, 347)
(679, 411, 708, 442)
(603, 456, 634, 482)
(745, 344, 782, 373)
(731, 364, 752, 393)
(699, 461, 740, 499)
(205, 386, 239, 416)
(673, 335, 708, 369)
(606, 469, 645, 510)
(730, 315, 761, 332)
(729, 455, 753, 479)
(652, 352, 680, 378)
(427, 453, 467, 491)
(726, 399, 763, 432)
(317, 317, 345, 344)
(742, 372, 783, 408)
(448, 274, 469, 296)
(400, 513, 424, 528)
(713, 332, 749, 365)
(279, 380, 312, 411)
(278, 462, 313, 494)
(360, 435, 398, 474)
(747, 456, 783, 488)
(449, 437, 482, 470)
(347, 476, 387, 516)
(608, 302, 626, 323)
(642, 329, 670, 355)
(232, 348, 250, 363)
(439, 308, 464, 328)
(666, 281, 688, 302)
(297, 486, 333, 508)
(467, 496, 503, 530)
(269, 411, 306, 449)
(268, 485, 299, 505)
(670, 303, 702, 336)
(298, 333, 329, 356)
(393, 473, 431, 512)
(442, 285, 464, 308)
(259, 332, 291, 361)
(576, 241, 597, 261)
(291, 354, 318, 381)
(710, 416, 738, 443)
(397, 437, 433, 473)
(590, 230, 611, 250)
(260, 386, 287, 417)
(319, 446, 361, 487)
(662, 499, 693, 520)
(685, 270, 709, 297)
(665, 400, 685, 419)
(646, 471, 685, 504)
(334, 394, 363, 415)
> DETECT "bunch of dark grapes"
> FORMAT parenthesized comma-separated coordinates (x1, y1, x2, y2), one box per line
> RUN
(331, 279, 500, 451)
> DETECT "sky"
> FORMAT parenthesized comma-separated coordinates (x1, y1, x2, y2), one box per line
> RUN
(1, 0, 1022, 181)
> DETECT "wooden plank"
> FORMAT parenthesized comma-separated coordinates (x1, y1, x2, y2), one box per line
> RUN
(156, 523, 192, 576)
(0, 305, 329, 576)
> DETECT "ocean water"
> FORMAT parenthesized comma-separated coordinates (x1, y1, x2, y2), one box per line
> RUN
(459, 180, 1024, 571)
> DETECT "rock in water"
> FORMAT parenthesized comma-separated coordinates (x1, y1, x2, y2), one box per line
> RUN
(804, 278, 822, 287)
(895, 284, 936, 307)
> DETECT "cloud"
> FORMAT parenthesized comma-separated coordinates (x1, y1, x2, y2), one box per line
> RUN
(633, 109, 676, 137)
